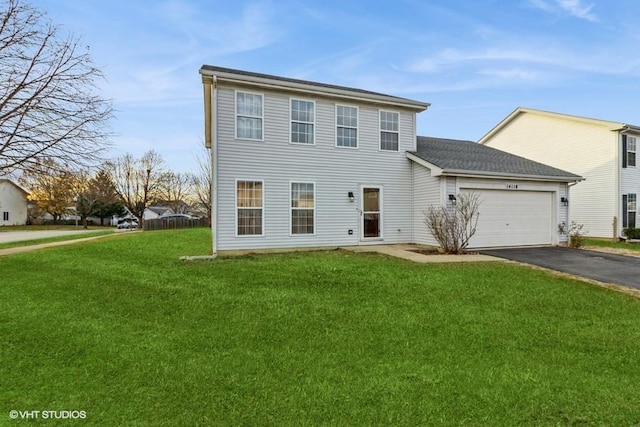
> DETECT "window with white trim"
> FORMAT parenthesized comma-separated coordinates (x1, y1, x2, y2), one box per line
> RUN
(236, 180, 263, 235)
(380, 111, 399, 151)
(236, 92, 263, 140)
(291, 182, 314, 235)
(291, 99, 314, 144)
(336, 105, 358, 148)
(624, 193, 637, 228)
(628, 136, 637, 167)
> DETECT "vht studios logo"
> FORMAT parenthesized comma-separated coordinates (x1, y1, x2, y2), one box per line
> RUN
(9, 410, 86, 420)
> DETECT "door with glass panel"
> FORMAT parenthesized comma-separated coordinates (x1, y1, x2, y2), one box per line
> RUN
(361, 186, 382, 240)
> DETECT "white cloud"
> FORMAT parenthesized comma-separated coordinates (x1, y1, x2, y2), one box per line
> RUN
(527, 0, 598, 21)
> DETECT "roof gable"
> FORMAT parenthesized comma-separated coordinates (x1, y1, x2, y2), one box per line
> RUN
(410, 136, 582, 182)
(479, 107, 640, 144)
(0, 179, 29, 196)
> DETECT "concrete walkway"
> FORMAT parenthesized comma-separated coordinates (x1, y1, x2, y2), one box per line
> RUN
(0, 231, 134, 257)
(0, 229, 103, 244)
(343, 244, 502, 263)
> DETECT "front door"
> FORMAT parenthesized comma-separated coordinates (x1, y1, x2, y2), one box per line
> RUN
(361, 186, 382, 240)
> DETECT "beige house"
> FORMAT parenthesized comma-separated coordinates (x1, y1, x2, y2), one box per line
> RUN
(0, 179, 29, 226)
(480, 107, 640, 238)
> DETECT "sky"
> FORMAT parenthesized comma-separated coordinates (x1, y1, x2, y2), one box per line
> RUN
(29, 0, 640, 173)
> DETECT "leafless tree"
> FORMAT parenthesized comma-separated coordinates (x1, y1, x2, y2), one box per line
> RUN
(424, 192, 481, 254)
(107, 151, 164, 228)
(0, 0, 112, 174)
(159, 171, 192, 214)
(190, 148, 212, 221)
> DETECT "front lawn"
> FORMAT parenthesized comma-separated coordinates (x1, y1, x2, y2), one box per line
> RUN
(1, 229, 640, 425)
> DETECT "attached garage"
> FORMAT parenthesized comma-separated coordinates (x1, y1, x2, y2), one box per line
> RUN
(461, 188, 553, 248)
(409, 137, 583, 249)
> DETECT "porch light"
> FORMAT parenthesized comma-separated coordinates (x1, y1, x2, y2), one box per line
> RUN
(561, 197, 569, 206)
(448, 194, 457, 204)
(348, 191, 354, 202)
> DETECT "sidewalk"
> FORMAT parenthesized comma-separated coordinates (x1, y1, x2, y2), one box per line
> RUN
(0, 231, 135, 257)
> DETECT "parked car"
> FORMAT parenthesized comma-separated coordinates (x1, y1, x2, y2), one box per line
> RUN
(117, 218, 139, 229)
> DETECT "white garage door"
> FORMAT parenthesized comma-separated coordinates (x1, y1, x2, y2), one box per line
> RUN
(462, 189, 553, 248)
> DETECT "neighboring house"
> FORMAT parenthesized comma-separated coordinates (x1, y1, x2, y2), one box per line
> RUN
(480, 107, 639, 238)
(199, 66, 581, 253)
(143, 206, 174, 220)
(0, 179, 29, 226)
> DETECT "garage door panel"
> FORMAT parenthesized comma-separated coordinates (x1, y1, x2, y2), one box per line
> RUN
(462, 189, 553, 248)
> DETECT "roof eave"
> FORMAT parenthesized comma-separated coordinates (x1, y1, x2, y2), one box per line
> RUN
(200, 67, 430, 111)
(440, 169, 584, 183)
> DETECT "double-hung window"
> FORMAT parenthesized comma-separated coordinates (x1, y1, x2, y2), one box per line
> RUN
(236, 92, 263, 140)
(291, 182, 315, 235)
(623, 193, 637, 228)
(380, 111, 399, 151)
(236, 180, 264, 236)
(628, 136, 637, 167)
(291, 99, 314, 144)
(336, 105, 358, 148)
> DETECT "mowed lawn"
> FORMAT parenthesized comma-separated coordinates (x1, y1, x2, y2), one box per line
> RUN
(2, 229, 640, 425)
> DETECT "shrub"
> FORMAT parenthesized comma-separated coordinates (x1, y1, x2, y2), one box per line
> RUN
(623, 227, 640, 240)
(424, 192, 481, 254)
(558, 221, 586, 248)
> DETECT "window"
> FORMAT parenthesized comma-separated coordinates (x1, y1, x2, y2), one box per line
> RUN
(291, 99, 314, 144)
(2, 212, 8, 221)
(628, 136, 637, 167)
(623, 135, 637, 168)
(336, 105, 358, 148)
(236, 180, 263, 236)
(623, 194, 637, 228)
(236, 92, 263, 140)
(291, 182, 315, 235)
(380, 111, 399, 151)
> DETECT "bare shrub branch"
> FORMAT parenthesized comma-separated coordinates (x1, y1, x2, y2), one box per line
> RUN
(424, 192, 481, 254)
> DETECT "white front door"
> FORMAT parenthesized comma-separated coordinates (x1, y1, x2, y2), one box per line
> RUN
(361, 186, 382, 240)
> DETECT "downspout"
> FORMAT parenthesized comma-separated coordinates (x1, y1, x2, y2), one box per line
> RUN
(211, 76, 218, 257)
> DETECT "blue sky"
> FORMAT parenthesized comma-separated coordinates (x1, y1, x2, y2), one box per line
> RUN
(32, 0, 640, 172)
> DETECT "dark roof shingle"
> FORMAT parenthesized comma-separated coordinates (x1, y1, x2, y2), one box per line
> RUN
(411, 136, 582, 181)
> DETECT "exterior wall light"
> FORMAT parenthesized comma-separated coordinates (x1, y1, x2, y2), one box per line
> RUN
(348, 191, 354, 202)
(561, 197, 569, 206)
(448, 194, 457, 204)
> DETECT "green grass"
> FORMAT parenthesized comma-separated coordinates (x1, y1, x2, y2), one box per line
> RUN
(2, 229, 640, 425)
(0, 230, 115, 250)
(584, 237, 640, 252)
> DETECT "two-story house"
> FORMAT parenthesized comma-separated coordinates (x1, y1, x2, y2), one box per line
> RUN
(200, 66, 581, 254)
(0, 179, 29, 226)
(480, 107, 639, 239)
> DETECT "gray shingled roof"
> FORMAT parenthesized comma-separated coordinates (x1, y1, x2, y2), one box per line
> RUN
(200, 65, 430, 109)
(411, 136, 582, 181)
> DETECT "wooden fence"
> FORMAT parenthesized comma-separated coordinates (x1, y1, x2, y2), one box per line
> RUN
(144, 218, 207, 231)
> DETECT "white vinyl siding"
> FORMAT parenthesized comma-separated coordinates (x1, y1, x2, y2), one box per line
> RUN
(411, 163, 442, 246)
(336, 105, 358, 148)
(380, 110, 399, 151)
(290, 182, 315, 235)
(214, 86, 416, 251)
(482, 112, 615, 238)
(236, 91, 263, 140)
(236, 180, 264, 236)
(290, 99, 315, 144)
(0, 181, 28, 226)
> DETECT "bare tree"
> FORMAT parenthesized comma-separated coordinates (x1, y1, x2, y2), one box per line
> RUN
(107, 151, 164, 228)
(0, 0, 112, 174)
(190, 148, 212, 222)
(159, 171, 192, 214)
(424, 192, 481, 254)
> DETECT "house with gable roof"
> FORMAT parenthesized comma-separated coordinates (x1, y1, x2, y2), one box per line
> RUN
(199, 66, 582, 254)
(0, 179, 29, 226)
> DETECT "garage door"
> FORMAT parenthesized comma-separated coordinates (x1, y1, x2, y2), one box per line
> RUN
(461, 189, 553, 248)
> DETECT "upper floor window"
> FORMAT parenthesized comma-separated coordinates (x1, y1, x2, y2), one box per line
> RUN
(236, 91, 263, 140)
(236, 180, 264, 236)
(291, 99, 315, 144)
(628, 136, 636, 167)
(291, 182, 315, 235)
(336, 105, 358, 148)
(380, 111, 399, 151)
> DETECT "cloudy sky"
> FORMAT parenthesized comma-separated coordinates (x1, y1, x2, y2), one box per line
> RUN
(31, 0, 640, 172)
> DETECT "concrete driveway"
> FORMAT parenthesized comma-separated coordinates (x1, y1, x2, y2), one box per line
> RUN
(481, 247, 640, 289)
